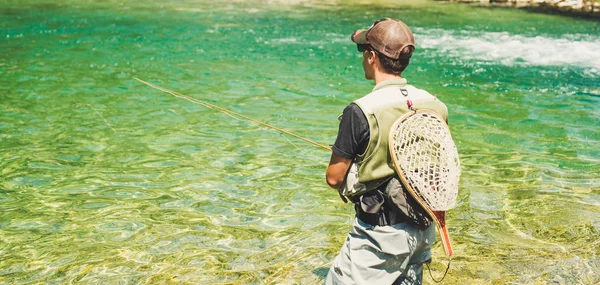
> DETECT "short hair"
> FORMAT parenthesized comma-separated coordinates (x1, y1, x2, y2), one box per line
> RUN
(374, 46, 414, 75)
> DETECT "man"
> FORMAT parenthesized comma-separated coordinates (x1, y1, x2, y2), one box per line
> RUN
(325, 18, 449, 285)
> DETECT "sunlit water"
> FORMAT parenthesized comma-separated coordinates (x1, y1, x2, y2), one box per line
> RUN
(1, 0, 599, 284)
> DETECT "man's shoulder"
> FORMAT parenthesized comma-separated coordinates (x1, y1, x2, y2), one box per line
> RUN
(405, 84, 438, 98)
(353, 83, 448, 120)
(353, 84, 425, 111)
(405, 85, 449, 120)
(340, 103, 367, 120)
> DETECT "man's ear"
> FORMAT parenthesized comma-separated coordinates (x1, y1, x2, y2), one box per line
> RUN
(367, 51, 376, 64)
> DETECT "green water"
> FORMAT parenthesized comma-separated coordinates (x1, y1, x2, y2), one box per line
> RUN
(1, 0, 599, 284)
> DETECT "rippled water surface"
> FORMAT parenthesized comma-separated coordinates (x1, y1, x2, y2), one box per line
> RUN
(1, 0, 599, 284)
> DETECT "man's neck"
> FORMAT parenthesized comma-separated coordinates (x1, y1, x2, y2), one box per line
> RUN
(373, 72, 402, 85)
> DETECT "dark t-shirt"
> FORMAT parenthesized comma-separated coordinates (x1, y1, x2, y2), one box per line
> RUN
(332, 103, 370, 159)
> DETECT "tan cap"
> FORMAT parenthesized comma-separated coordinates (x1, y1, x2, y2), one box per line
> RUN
(351, 18, 415, 59)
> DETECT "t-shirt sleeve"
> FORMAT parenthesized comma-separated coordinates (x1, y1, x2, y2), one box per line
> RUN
(332, 103, 370, 160)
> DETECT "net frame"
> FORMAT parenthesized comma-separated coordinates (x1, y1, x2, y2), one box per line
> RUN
(389, 109, 460, 257)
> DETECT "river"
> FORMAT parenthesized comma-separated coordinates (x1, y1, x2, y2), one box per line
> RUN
(1, 0, 599, 284)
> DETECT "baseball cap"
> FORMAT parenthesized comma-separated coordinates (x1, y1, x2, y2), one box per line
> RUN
(351, 18, 415, 59)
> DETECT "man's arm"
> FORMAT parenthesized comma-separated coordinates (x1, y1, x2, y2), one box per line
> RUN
(326, 152, 352, 190)
(326, 103, 369, 202)
(326, 152, 352, 203)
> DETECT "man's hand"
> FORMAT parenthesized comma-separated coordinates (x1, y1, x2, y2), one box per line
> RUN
(337, 189, 348, 203)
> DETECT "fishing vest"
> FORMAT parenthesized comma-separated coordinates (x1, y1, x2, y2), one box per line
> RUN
(345, 78, 448, 196)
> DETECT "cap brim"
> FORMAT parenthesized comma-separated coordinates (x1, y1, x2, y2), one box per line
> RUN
(351, 29, 368, 44)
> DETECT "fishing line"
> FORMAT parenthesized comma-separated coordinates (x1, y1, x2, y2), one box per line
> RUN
(280, 133, 308, 154)
(135, 78, 331, 152)
(88, 104, 116, 133)
(277, 132, 328, 166)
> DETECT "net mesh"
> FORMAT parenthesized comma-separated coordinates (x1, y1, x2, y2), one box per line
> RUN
(390, 111, 460, 211)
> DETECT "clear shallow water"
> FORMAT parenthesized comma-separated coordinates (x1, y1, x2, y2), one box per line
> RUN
(1, 0, 599, 284)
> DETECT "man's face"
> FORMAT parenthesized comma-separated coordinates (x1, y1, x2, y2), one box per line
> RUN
(362, 50, 374, 80)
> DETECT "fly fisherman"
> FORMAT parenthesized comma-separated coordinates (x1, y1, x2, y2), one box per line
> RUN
(325, 18, 449, 284)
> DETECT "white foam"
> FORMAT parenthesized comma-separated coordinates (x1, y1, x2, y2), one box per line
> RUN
(416, 28, 600, 72)
(268, 33, 349, 45)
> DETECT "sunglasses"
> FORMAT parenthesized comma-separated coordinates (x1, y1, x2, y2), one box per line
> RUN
(357, 44, 371, 52)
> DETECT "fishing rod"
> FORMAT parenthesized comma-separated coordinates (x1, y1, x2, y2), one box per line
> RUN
(134, 78, 332, 152)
